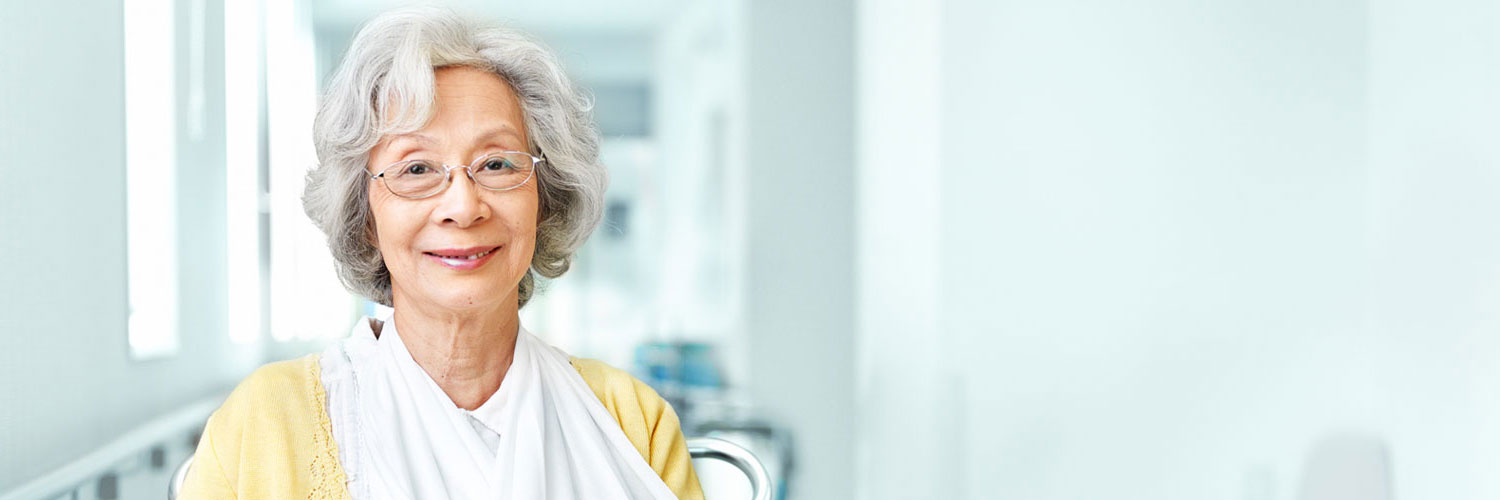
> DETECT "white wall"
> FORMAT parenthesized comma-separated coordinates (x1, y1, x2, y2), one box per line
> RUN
(855, 0, 954, 498)
(0, 0, 263, 489)
(858, 0, 1500, 499)
(946, 1, 1369, 497)
(1364, 0, 1500, 497)
(744, 0, 857, 498)
(650, 0, 750, 377)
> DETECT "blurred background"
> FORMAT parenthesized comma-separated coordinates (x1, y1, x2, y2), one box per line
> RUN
(3, 0, 1500, 498)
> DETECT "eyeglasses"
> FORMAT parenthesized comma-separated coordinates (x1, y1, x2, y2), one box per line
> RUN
(369, 151, 543, 199)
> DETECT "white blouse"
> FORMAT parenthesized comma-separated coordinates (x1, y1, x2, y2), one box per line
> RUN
(319, 314, 678, 499)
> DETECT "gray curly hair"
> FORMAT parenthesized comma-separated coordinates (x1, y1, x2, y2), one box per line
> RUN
(303, 7, 605, 308)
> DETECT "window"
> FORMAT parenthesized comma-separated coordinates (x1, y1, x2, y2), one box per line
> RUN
(124, 0, 179, 359)
(225, 0, 264, 344)
(265, 0, 359, 341)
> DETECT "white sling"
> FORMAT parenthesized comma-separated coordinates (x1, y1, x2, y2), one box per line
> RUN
(320, 315, 680, 499)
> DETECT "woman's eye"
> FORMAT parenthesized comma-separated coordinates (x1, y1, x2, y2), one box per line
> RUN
(482, 158, 513, 171)
(404, 162, 435, 175)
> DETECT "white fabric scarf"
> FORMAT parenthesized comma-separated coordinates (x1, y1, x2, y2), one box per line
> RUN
(336, 316, 680, 500)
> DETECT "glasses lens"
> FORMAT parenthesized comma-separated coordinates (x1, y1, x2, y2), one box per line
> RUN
(471, 152, 535, 191)
(383, 160, 446, 198)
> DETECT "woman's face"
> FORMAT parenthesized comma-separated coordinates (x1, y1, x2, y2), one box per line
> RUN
(366, 66, 539, 315)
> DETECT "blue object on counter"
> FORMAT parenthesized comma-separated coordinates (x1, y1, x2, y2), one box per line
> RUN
(633, 342, 680, 389)
(678, 342, 722, 389)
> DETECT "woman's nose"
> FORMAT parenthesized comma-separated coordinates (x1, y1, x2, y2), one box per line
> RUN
(431, 167, 490, 227)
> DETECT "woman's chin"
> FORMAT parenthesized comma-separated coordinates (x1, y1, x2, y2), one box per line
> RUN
(401, 285, 516, 313)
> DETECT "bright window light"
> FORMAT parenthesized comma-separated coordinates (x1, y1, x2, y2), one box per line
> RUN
(225, 0, 263, 344)
(266, 0, 358, 341)
(124, 0, 179, 359)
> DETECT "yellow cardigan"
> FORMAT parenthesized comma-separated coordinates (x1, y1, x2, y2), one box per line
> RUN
(178, 354, 704, 499)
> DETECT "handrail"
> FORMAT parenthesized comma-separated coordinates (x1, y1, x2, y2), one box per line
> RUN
(0, 396, 221, 500)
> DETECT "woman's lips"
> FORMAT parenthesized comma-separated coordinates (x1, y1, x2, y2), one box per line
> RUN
(423, 246, 501, 270)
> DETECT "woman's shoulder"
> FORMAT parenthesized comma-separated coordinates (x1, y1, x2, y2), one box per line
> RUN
(204, 355, 328, 448)
(221, 354, 322, 415)
(568, 357, 670, 417)
(244, 354, 319, 387)
(203, 354, 331, 459)
(182, 354, 343, 499)
(568, 357, 704, 500)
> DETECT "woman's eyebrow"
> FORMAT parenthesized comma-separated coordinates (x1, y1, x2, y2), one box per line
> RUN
(473, 126, 524, 145)
(389, 132, 436, 147)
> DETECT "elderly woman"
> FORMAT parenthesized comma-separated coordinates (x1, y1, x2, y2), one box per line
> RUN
(178, 8, 703, 500)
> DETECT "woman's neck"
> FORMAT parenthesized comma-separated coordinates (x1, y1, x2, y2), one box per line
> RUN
(389, 297, 519, 411)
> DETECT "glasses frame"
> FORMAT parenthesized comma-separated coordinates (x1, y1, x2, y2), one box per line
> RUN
(369, 150, 545, 200)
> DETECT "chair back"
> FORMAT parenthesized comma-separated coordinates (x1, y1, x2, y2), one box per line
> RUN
(687, 436, 774, 500)
(167, 454, 191, 500)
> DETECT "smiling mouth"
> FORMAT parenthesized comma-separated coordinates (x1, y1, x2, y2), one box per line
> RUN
(423, 247, 499, 260)
(422, 246, 502, 268)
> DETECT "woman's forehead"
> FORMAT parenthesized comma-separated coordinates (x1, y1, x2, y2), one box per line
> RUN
(387, 125, 524, 149)
(433, 66, 520, 104)
(377, 69, 529, 150)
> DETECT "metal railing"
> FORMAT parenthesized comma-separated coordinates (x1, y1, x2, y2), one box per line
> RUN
(0, 397, 220, 500)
